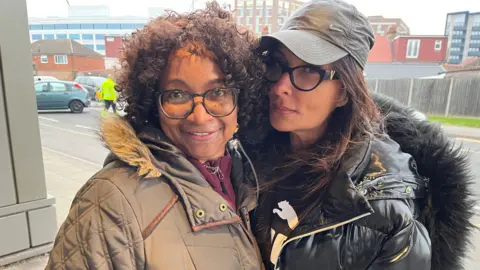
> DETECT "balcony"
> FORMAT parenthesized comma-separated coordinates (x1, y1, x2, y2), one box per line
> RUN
(454, 24, 466, 30)
(471, 35, 480, 40)
(472, 24, 480, 31)
(451, 42, 464, 48)
(450, 50, 463, 55)
(452, 33, 465, 39)
(468, 51, 480, 57)
(470, 43, 480, 48)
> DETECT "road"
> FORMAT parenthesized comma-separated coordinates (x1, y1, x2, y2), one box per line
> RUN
(34, 109, 480, 269)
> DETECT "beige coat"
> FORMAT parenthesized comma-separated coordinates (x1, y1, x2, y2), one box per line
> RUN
(46, 117, 263, 270)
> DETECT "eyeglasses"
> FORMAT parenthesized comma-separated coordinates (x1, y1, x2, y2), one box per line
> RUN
(158, 88, 239, 119)
(264, 58, 339, 91)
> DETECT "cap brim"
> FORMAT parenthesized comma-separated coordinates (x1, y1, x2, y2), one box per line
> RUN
(260, 30, 348, 66)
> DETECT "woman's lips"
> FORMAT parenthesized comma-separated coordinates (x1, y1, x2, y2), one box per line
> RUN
(271, 105, 296, 115)
(183, 130, 220, 142)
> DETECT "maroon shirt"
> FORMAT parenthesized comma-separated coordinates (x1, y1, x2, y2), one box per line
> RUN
(187, 153, 237, 209)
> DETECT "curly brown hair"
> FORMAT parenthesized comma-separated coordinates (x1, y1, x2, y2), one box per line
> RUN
(116, 2, 267, 140)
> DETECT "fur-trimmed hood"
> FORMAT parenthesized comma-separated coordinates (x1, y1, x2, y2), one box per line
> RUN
(372, 93, 476, 270)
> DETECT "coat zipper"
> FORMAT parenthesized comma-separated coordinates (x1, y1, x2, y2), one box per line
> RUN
(273, 212, 372, 270)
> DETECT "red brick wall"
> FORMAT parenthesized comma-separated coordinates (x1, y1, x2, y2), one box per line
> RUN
(105, 36, 123, 58)
(71, 56, 105, 71)
(368, 36, 394, 62)
(33, 55, 105, 80)
(394, 37, 447, 62)
(32, 55, 73, 71)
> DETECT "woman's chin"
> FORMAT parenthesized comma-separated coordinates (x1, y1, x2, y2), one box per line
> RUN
(270, 119, 294, 132)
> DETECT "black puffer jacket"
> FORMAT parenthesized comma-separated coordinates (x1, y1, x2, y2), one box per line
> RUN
(249, 94, 475, 270)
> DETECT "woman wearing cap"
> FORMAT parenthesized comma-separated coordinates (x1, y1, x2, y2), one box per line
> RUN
(248, 0, 474, 269)
(46, 3, 265, 269)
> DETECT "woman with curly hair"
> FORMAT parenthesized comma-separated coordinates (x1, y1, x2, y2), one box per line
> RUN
(46, 3, 265, 269)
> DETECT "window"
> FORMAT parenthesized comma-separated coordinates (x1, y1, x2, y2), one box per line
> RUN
(30, 24, 42, 30)
(41, 55, 48, 63)
(376, 24, 383, 33)
(54, 55, 68, 64)
(81, 24, 94, 29)
(44, 34, 54, 40)
(94, 24, 107, 29)
(69, 34, 81, 40)
(85, 44, 94, 50)
(43, 24, 54, 30)
(95, 34, 105, 40)
(49, 82, 68, 92)
(55, 24, 68, 30)
(82, 34, 93, 40)
(32, 34, 42, 40)
(239, 8, 244, 17)
(406, 39, 420, 58)
(56, 34, 67, 39)
(96, 44, 105, 50)
(135, 23, 145, 29)
(121, 24, 135, 29)
(107, 24, 121, 29)
(35, 83, 48, 92)
(68, 24, 81, 29)
(434, 40, 442, 51)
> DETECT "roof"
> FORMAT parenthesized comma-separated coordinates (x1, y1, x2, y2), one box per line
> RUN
(31, 39, 103, 58)
(443, 57, 480, 71)
(364, 63, 446, 79)
(396, 35, 447, 39)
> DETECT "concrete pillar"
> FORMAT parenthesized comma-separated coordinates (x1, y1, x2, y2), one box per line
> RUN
(0, 0, 57, 266)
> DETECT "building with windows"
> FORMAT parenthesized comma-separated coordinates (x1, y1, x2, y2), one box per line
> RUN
(367, 16, 410, 36)
(28, 6, 162, 55)
(445, 11, 480, 64)
(366, 35, 447, 79)
(234, 0, 305, 35)
(31, 39, 105, 81)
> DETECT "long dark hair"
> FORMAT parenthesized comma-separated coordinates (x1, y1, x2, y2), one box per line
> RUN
(252, 54, 382, 204)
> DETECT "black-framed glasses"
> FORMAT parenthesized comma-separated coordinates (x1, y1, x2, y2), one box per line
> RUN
(158, 88, 239, 119)
(264, 58, 340, 91)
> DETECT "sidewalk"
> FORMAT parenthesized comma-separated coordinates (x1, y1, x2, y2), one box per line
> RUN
(0, 148, 100, 269)
(442, 125, 480, 140)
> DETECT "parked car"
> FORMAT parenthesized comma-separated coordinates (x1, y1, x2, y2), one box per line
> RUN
(35, 80, 90, 113)
(74, 76, 106, 101)
(34, 76, 58, 81)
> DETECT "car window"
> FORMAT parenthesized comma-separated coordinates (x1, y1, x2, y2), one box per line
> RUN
(93, 77, 106, 86)
(49, 82, 68, 92)
(85, 78, 95, 86)
(75, 77, 83, 83)
(35, 83, 48, 93)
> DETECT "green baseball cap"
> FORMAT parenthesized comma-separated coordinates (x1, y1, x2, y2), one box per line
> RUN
(260, 0, 375, 69)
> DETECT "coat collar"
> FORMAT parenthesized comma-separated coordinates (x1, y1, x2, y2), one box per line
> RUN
(100, 116, 256, 231)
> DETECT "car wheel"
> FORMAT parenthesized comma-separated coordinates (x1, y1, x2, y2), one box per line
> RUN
(69, 100, 84, 113)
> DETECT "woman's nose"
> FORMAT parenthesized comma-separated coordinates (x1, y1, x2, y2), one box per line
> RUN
(187, 97, 213, 124)
(270, 72, 293, 96)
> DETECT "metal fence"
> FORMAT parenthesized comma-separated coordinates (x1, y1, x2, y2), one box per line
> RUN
(366, 77, 480, 117)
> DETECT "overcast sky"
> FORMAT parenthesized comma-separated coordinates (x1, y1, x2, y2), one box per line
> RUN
(26, 0, 480, 35)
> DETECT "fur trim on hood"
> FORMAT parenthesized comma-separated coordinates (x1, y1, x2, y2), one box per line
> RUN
(100, 116, 161, 178)
(372, 93, 476, 270)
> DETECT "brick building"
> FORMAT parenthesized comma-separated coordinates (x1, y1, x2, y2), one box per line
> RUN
(31, 39, 105, 80)
(369, 35, 448, 63)
(367, 16, 410, 36)
(104, 35, 123, 69)
(234, 0, 304, 35)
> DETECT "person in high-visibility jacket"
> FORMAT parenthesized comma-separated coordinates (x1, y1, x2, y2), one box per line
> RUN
(101, 75, 117, 116)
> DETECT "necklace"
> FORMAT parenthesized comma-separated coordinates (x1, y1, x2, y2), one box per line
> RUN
(204, 164, 224, 179)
